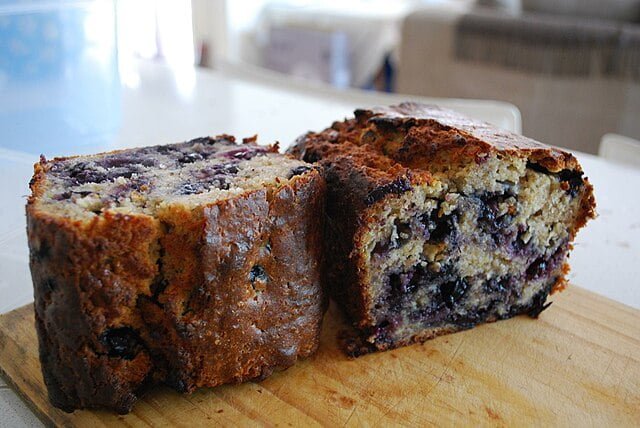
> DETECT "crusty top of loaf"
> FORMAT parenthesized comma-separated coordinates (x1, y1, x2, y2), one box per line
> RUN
(362, 103, 578, 167)
(288, 103, 595, 224)
(291, 102, 580, 175)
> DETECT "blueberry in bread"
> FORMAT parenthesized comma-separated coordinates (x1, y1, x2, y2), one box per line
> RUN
(27, 135, 326, 413)
(288, 103, 595, 357)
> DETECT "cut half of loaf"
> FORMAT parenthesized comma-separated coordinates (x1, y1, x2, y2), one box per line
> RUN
(289, 103, 595, 356)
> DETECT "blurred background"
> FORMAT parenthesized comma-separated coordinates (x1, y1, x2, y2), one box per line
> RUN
(1, 0, 639, 159)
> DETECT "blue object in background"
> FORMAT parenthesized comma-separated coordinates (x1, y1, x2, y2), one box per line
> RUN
(0, 0, 120, 156)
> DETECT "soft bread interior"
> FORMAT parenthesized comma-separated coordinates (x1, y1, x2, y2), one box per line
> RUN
(358, 153, 586, 345)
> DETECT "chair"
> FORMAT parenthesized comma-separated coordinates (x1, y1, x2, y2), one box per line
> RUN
(599, 133, 640, 168)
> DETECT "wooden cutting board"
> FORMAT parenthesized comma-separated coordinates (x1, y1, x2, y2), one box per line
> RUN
(0, 286, 639, 426)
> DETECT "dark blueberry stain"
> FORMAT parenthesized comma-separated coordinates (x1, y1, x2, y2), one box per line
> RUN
(450, 306, 492, 329)
(215, 163, 239, 175)
(288, 165, 312, 178)
(483, 276, 508, 295)
(439, 278, 469, 309)
(196, 163, 239, 178)
(67, 162, 108, 185)
(302, 150, 322, 163)
(476, 192, 515, 244)
(383, 264, 458, 314)
(526, 162, 584, 197)
(98, 155, 155, 169)
(421, 208, 458, 243)
(99, 327, 143, 360)
(177, 171, 231, 194)
(178, 152, 204, 164)
(526, 162, 551, 174)
(365, 178, 412, 205)
(249, 265, 268, 285)
(511, 227, 529, 254)
(210, 177, 230, 190)
(373, 219, 413, 254)
(178, 183, 203, 195)
(389, 272, 415, 294)
(526, 286, 553, 318)
(155, 145, 177, 154)
(373, 240, 391, 255)
(188, 136, 213, 145)
(64, 159, 149, 185)
(107, 169, 136, 180)
(558, 169, 584, 197)
(219, 146, 266, 160)
(526, 257, 547, 280)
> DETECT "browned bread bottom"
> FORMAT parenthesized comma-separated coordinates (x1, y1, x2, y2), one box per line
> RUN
(28, 136, 326, 413)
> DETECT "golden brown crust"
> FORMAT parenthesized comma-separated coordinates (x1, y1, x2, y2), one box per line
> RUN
(28, 144, 326, 413)
(358, 103, 582, 172)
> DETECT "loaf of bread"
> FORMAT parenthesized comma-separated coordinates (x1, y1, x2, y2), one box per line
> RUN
(27, 135, 326, 413)
(288, 103, 595, 356)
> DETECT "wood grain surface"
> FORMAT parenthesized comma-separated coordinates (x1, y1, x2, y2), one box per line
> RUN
(0, 286, 639, 427)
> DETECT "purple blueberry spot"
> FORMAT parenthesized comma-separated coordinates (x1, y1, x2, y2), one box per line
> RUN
(558, 169, 584, 197)
(288, 165, 312, 178)
(65, 162, 107, 184)
(178, 152, 204, 164)
(526, 162, 550, 174)
(478, 193, 514, 233)
(302, 150, 322, 163)
(155, 145, 177, 154)
(526, 257, 547, 280)
(98, 153, 157, 169)
(373, 220, 413, 254)
(106, 169, 137, 181)
(99, 327, 143, 360)
(421, 209, 458, 243)
(219, 146, 267, 160)
(389, 271, 415, 294)
(216, 163, 239, 175)
(527, 162, 584, 197)
(249, 265, 268, 285)
(365, 177, 412, 205)
(196, 163, 239, 178)
(439, 278, 469, 309)
(526, 286, 553, 317)
(525, 243, 567, 281)
(178, 183, 203, 195)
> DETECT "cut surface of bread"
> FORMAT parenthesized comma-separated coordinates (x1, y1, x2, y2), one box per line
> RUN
(288, 103, 595, 356)
(28, 135, 326, 413)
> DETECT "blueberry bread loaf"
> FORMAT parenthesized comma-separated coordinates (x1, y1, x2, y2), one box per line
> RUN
(27, 135, 326, 413)
(288, 103, 595, 356)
